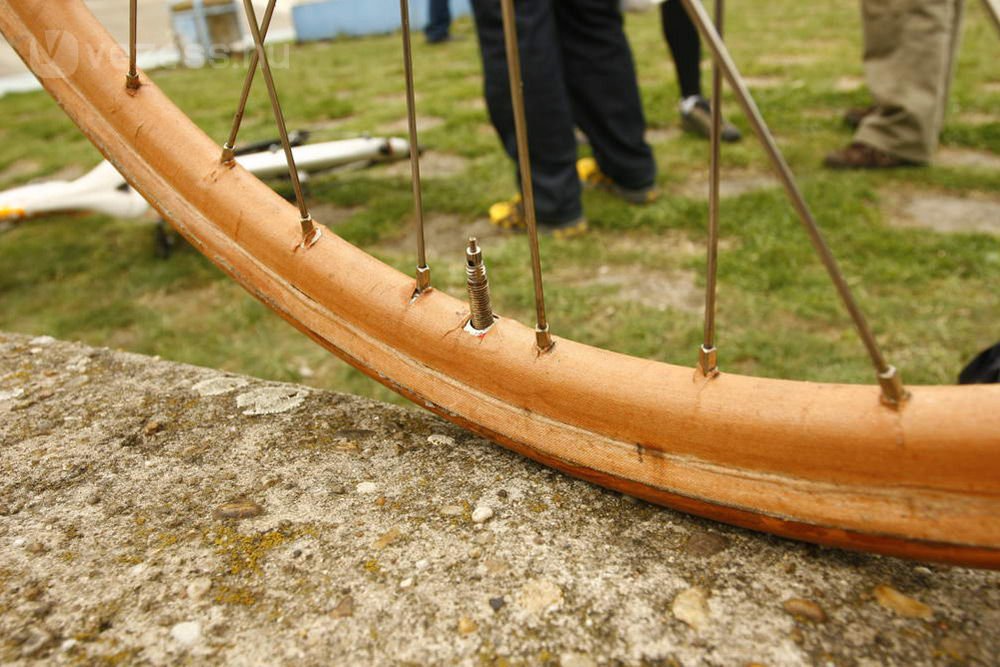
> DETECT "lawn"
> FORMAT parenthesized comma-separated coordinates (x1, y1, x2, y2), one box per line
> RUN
(1, 0, 998, 405)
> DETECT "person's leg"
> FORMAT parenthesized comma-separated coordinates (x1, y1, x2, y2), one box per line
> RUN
(853, 0, 961, 163)
(933, 0, 964, 137)
(553, 0, 656, 190)
(661, 0, 702, 100)
(426, 0, 452, 43)
(661, 0, 742, 142)
(471, 0, 582, 224)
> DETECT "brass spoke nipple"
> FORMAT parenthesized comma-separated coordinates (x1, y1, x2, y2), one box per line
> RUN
(878, 365, 910, 408)
(698, 344, 719, 377)
(535, 324, 554, 352)
(415, 265, 431, 294)
(465, 237, 495, 334)
(299, 214, 321, 249)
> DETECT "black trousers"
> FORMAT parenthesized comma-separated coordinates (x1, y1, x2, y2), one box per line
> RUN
(426, 0, 451, 42)
(471, 0, 656, 224)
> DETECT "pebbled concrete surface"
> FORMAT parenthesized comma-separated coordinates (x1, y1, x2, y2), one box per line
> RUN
(0, 332, 997, 666)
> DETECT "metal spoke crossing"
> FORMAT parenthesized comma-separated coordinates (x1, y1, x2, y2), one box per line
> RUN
(221, 0, 279, 164)
(240, 0, 319, 247)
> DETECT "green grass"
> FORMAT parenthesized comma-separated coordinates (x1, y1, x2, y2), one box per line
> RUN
(1, 1, 998, 404)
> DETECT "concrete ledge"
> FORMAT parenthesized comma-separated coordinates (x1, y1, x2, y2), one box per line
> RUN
(0, 332, 996, 665)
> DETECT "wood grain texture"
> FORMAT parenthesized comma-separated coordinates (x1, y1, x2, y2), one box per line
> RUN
(3, 0, 998, 568)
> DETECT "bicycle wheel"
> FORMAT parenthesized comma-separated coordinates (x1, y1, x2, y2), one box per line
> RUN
(2, 0, 998, 568)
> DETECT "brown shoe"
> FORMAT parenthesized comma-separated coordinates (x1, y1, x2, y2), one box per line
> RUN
(843, 105, 877, 129)
(823, 142, 917, 170)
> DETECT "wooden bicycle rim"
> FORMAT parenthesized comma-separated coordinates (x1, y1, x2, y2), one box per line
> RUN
(3, 0, 998, 568)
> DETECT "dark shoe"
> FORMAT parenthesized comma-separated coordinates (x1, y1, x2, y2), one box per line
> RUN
(426, 34, 452, 45)
(823, 142, 917, 170)
(488, 195, 588, 239)
(576, 157, 660, 204)
(680, 96, 742, 143)
(843, 105, 877, 129)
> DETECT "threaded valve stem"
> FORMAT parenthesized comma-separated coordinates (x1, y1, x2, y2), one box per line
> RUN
(466, 237, 495, 332)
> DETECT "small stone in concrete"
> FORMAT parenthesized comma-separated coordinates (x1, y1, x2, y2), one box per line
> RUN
(874, 585, 933, 620)
(457, 616, 478, 635)
(440, 504, 464, 517)
(427, 434, 456, 447)
(213, 500, 264, 520)
(783, 597, 827, 622)
(518, 579, 563, 615)
(672, 587, 709, 631)
(144, 419, 164, 436)
(471, 506, 494, 523)
(19, 627, 53, 658)
(489, 597, 505, 612)
(331, 595, 355, 618)
(65, 355, 90, 373)
(374, 527, 403, 549)
(484, 558, 508, 575)
(332, 440, 360, 453)
(938, 635, 976, 661)
(236, 386, 308, 416)
(170, 621, 202, 647)
(29, 336, 55, 346)
(0, 388, 25, 402)
(13, 537, 26, 548)
(356, 482, 378, 494)
(400, 577, 414, 589)
(192, 376, 249, 397)
(682, 530, 729, 557)
(187, 577, 212, 601)
(560, 652, 597, 667)
(26, 541, 47, 554)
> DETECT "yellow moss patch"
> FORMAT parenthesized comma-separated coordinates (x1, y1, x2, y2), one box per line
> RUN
(213, 584, 258, 606)
(211, 525, 295, 577)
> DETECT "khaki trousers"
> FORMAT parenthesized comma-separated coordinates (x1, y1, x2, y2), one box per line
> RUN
(854, 0, 964, 163)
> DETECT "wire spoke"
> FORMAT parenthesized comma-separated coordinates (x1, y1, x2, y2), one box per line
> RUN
(500, 0, 553, 352)
(239, 0, 319, 247)
(126, 0, 140, 90)
(679, 0, 908, 406)
(221, 0, 278, 163)
(398, 0, 431, 293)
(699, 0, 724, 377)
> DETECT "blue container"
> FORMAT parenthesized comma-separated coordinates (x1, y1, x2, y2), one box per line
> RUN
(293, 0, 472, 41)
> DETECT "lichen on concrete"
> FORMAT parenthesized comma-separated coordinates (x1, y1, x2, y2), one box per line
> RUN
(0, 332, 997, 665)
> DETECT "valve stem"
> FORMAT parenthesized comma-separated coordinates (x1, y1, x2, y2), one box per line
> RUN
(466, 237, 495, 333)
